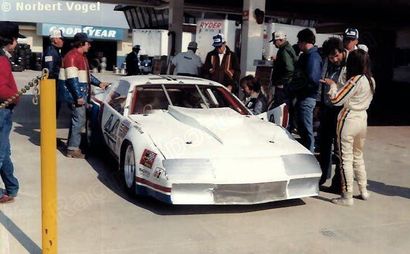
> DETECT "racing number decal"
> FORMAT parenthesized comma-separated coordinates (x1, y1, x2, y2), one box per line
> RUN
(103, 114, 120, 148)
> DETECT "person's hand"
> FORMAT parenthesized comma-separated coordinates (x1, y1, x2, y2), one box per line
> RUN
(226, 85, 233, 92)
(320, 78, 335, 86)
(99, 82, 110, 90)
(77, 98, 85, 106)
(209, 68, 215, 74)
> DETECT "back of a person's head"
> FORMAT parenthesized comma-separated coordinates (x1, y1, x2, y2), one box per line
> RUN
(346, 49, 371, 79)
(322, 37, 344, 56)
(297, 28, 316, 44)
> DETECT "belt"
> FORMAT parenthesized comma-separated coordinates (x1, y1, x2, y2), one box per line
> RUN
(0, 101, 15, 110)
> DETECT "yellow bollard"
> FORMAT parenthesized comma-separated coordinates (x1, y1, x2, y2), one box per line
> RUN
(40, 78, 58, 253)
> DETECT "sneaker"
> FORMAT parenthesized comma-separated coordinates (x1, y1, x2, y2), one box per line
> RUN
(66, 149, 85, 159)
(0, 194, 15, 203)
(57, 138, 66, 149)
(331, 192, 353, 206)
(359, 188, 370, 200)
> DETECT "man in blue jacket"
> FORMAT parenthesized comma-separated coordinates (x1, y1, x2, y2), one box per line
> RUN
(288, 28, 322, 152)
(42, 29, 64, 116)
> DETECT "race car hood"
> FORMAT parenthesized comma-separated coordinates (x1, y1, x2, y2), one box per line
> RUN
(129, 106, 309, 159)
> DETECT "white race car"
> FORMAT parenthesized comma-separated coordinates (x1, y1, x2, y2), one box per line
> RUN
(91, 75, 321, 205)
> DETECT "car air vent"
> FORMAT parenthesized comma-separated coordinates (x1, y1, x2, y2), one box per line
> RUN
(159, 75, 177, 81)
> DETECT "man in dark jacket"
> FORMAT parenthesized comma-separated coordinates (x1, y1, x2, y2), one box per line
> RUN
(203, 34, 240, 94)
(288, 28, 322, 152)
(270, 31, 297, 107)
(126, 45, 141, 76)
(42, 29, 64, 116)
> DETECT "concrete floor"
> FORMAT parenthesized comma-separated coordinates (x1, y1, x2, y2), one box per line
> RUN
(0, 71, 409, 254)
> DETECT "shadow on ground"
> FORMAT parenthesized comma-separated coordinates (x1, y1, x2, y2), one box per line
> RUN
(0, 210, 41, 254)
(368, 180, 410, 199)
(85, 150, 306, 215)
(12, 95, 71, 146)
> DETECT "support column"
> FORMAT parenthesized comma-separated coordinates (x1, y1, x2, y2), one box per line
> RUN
(240, 0, 266, 77)
(168, 0, 184, 57)
(264, 21, 274, 60)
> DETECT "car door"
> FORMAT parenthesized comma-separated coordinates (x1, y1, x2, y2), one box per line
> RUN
(101, 80, 131, 154)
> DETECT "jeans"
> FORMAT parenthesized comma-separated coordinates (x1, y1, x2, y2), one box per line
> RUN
(67, 104, 86, 150)
(296, 97, 316, 152)
(0, 109, 19, 197)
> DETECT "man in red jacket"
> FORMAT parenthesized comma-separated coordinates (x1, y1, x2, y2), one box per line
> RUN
(59, 33, 108, 158)
(0, 21, 25, 203)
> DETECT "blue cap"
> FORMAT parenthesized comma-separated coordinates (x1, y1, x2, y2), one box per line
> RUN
(73, 32, 92, 43)
(344, 28, 359, 40)
(0, 21, 25, 39)
(212, 33, 225, 47)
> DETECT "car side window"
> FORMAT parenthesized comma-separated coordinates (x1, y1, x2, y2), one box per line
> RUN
(133, 86, 170, 114)
(107, 81, 130, 114)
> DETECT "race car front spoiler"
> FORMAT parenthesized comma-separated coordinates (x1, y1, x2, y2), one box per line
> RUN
(162, 153, 320, 205)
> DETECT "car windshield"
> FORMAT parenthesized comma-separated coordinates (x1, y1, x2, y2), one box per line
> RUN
(131, 84, 249, 115)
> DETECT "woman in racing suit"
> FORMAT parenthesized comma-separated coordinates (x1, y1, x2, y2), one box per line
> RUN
(321, 49, 375, 206)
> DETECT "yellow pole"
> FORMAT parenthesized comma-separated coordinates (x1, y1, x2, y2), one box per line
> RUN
(40, 78, 58, 253)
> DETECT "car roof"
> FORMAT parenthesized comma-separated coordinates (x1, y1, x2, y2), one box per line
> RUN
(119, 75, 224, 88)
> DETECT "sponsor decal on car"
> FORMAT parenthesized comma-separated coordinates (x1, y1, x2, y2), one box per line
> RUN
(138, 167, 151, 178)
(140, 149, 157, 169)
(118, 120, 131, 140)
(153, 167, 166, 179)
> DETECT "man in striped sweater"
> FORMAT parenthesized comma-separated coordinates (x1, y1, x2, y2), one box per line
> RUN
(59, 33, 108, 158)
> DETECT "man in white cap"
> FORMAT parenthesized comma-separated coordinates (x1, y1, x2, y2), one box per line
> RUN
(203, 33, 240, 93)
(343, 27, 368, 53)
(170, 41, 202, 77)
(42, 29, 64, 116)
(270, 31, 298, 107)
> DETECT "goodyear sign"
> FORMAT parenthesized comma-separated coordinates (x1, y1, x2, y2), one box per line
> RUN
(38, 23, 125, 41)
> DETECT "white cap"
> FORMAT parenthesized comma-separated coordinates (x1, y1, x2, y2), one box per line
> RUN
(50, 29, 63, 39)
(357, 44, 368, 52)
(274, 31, 286, 40)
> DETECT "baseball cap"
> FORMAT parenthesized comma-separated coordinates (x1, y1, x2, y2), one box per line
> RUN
(212, 33, 225, 47)
(50, 29, 64, 39)
(0, 21, 25, 40)
(73, 32, 92, 43)
(133, 45, 141, 50)
(357, 44, 368, 52)
(269, 31, 286, 42)
(344, 28, 359, 40)
(188, 41, 198, 49)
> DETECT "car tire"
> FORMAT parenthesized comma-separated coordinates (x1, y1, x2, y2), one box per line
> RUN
(123, 144, 137, 196)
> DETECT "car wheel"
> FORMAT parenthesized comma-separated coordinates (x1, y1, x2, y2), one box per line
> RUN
(123, 144, 137, 195)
